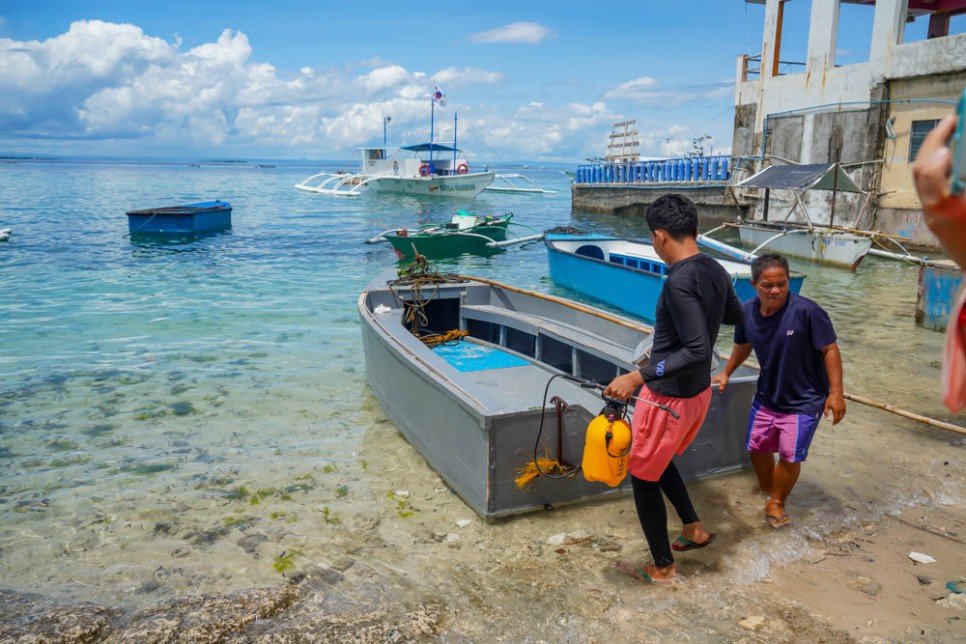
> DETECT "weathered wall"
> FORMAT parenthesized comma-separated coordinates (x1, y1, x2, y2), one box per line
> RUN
(732, 0, 965, 252)
(570, 185, 749, 227)
(732, 103, 759, 159)
(768, 115, 804, 163)
(878, 70, 966, 212)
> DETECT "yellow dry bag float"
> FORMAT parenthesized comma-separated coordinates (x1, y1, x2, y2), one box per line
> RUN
(581, 399, 632, 487)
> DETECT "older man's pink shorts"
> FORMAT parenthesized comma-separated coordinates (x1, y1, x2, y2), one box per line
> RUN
(745, 399, 820, 463)
(628, 385, 712, 482)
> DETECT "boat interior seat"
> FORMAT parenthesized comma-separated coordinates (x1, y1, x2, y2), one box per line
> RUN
(459, 304, 637, 368)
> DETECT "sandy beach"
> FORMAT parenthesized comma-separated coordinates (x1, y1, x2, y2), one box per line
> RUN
(3, 395, 964, 642)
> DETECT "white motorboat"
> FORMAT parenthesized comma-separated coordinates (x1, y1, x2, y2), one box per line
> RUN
(295, 96, 494, 198)
(295, 144, 494, 198)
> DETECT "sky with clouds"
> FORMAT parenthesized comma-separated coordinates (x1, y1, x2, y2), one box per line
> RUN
(0, 1, 920, 163)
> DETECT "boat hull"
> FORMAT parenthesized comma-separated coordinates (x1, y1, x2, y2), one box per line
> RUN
(916, 259, 963, 332)
(126, 201, 232, 236)
(545, 234, 805, 322)
(359, 270, 759, 520)
(737, 223, 872, 270)
(365, 171, 495, 198)
(384, 221, 510, 259)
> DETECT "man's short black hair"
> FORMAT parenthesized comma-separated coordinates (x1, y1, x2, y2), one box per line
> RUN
(750, 253, 790, 282)
(645, 194, 698, 241)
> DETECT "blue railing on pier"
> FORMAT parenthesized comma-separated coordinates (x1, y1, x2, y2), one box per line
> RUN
(575, 155, 731, 185)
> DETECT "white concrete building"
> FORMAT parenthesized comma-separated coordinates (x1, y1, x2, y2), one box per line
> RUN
(734, 0, 966, 247)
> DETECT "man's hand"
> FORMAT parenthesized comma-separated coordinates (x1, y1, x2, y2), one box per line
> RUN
(711, 372, 730, 393)
(603, 370, 644, 401)
(824, 393, 846, 425)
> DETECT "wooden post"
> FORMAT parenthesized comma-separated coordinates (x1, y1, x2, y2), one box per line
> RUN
(772, 0, 784, 77)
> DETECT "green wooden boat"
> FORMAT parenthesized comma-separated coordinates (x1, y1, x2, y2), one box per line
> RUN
(379, 211, 512, 259)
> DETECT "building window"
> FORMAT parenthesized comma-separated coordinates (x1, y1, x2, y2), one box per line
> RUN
(910, 119, 940, 162)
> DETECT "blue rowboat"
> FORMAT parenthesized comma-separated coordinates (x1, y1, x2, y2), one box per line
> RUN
(126, 201, 232, 236)
(545, 233, 806, 322)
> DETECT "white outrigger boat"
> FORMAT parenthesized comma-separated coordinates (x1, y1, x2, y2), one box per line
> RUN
(709, 162, 877, 270)
(295, 96, 494, 198)
(295, 144, 495, 198)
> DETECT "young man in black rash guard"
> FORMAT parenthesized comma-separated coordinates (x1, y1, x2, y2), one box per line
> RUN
(604, 194, 743, 585)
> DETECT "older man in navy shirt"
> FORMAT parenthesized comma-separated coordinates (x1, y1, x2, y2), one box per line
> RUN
(713, 253, 846, 529)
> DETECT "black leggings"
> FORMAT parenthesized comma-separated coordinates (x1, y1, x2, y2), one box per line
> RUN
(630, 461, 699, 568)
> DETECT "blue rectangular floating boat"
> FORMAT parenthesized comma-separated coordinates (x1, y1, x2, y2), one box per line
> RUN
(126, 200, 232, 236)
(545, 233, 806, 322)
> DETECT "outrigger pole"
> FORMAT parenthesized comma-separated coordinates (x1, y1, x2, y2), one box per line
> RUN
(453, 112, 458, 170)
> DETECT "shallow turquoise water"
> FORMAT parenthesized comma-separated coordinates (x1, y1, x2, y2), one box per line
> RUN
(0, 159, 953, 607)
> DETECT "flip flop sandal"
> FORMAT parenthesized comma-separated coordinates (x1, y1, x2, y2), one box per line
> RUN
(671, 533, 717, 552)
(614, 561, 674, 585)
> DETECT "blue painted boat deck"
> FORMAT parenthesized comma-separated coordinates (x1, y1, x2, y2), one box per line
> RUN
(432, 342, 529, 372)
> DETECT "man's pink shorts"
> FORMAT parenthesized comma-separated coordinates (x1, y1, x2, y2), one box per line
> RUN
(628, 385, 712, 482)
(745, 399, 820, 463)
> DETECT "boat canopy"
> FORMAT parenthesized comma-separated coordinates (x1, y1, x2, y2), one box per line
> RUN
(400, 143, 460, 153)
(737, 163, 862, 193)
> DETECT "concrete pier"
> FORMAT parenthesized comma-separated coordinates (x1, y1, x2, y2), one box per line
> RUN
(571, 183, 749, 227)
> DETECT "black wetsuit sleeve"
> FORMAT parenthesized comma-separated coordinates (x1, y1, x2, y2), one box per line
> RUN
(639, 277, 710, 384)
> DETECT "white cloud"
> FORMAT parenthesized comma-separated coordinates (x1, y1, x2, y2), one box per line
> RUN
(0, 20, 731, 161)
(475, 100, 615, 159)
(358, 65, 409, 92)
(433, 66, 503, 86)
(469, 22, 554, 45)
(603, 77, 658, 101)
(603, 77, 733, 107)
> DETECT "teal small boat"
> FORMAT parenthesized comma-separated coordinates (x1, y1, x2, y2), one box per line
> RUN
(376, 211, 512, 259)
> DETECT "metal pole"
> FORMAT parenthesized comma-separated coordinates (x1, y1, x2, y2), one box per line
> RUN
(830, 161, 839, 227)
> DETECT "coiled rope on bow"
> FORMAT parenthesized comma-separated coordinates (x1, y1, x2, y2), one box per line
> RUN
(388, 254, 467, 345)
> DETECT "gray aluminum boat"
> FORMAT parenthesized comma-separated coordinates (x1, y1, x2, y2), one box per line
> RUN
(359, 268, 758, 521)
